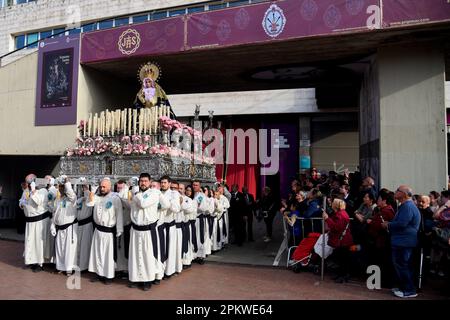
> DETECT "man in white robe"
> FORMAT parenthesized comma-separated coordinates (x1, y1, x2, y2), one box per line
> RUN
(128, 173, 170, 291)
(218, 184, 231, 246)
(159, 175, 181, 278)
(178, 183, 197, 268)
(115, 179, 132, 278)
(50, 177, 78, 274)
(76, 183, 94, 272)
(44, 175, 57, 263)
(20, 174, 52, 272)
(193, 181, 211, 264)
(87, 178, 123, 284)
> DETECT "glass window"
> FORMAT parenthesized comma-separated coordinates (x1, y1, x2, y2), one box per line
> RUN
(209, 3, 226, 11)
(228, 0, 249, 7)
(26, 32, 38, 48)
(68, 28, 81, 35)
(98, 19, 113, 30)
(188, 6, 205, 14)
(52, 28, 65, 37)
(151, 11, 167, 20)
(82, 23, 96, 32)
(16, 0, 28, 4)
(15, 35, 25, 49)
(114, 17, 129, 27)
(132, 14, 148, 24)
(168, 9, 185, 17)
(39, 30, 52, 40)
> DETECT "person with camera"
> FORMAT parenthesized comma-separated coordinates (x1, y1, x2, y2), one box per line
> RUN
(256, 186, 278, 243)
(19, 174, 53, 272)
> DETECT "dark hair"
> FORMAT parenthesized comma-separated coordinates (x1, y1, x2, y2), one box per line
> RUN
(139, 173, 151, 180)
(192, 179, 201, 185)
(160, 175, 171, 183)
(378, 190, 390, 202)
(203, 186, 212, 197)
(364, 192, 376, 203)
(185, 185, 194, 199)
(441, 190, 450, 199)
(171, 180, 178, 185)
(117, 179, 127, 184)
(429, 191, 440, 198)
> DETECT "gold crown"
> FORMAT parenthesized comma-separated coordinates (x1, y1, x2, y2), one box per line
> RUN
(138, 62, 161, 83)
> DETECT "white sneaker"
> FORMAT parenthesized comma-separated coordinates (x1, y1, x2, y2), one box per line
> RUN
(264, 237, 271, 243)
(394, 291, 418, 298)
(391, 288, 400, 294)
(438, 271, 445, 277)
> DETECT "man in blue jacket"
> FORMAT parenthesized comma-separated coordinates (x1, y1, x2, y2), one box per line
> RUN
(382, 185, 420, 298)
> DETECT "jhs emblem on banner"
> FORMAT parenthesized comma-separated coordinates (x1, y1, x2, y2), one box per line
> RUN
(118, 29, 141, 55)
(262, 4, 286, 38)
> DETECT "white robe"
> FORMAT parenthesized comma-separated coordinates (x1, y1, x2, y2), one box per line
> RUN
(21, 188, 50, 266)
(87, 193, 123, 279)
(76, 193, 93, 271)
(219, 195, 230, 246)
(45, 186, 58, 262)
(194, 192, 213, 259)
(160, 189, 181, 276)
(203, 197, 215, 256)
(53, 182, 78, 272)
(211, 198, 224, 251)
(128, 188, 169, 282)
(116, 189, 132, 272)
(181, 196, 197, 266)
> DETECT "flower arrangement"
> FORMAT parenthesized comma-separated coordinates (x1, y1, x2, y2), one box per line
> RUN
(65, 119, 214, 165)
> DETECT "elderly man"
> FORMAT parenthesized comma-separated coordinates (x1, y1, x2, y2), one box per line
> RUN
(382, 185, 420, 298)
(19, 174, 52, 272)
(87, 178, 123, 284)
(51, 177, 78, 275)
(128, 173, 170, 291)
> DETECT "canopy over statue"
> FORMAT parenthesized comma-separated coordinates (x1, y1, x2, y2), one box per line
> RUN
(133, 62, 175, 118)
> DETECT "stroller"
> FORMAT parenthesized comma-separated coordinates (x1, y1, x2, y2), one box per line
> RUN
(287, 232, 322, 274)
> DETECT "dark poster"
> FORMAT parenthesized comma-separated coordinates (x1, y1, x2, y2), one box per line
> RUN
(41, 48, 73, 108)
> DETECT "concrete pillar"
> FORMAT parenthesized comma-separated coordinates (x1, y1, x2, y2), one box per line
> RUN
(377, 43, 447, 194)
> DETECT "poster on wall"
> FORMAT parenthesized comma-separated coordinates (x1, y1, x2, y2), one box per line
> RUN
(41, 48, 73, 108)
(35, 35, 79, 126)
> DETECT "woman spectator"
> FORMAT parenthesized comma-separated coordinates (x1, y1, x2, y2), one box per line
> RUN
(352, 192, 377, 247)
(429, 191, 440, 213)
(283, 191, 306, 246)
(323, 199, 353, 283)
(366, 190, 396, 287)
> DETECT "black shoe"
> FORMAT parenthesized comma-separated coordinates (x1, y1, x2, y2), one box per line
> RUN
(128, 282, 138, 288)
(90, 275, 102, 283)
(198, 258, 205, 265)
(183, 264, 191, 270)
(103, 278, 113, 285)
(142, 282, 151, 291)
(163, 274, 172, 280)
(153, 279, 160, 285)
(32, 265, 43, 273)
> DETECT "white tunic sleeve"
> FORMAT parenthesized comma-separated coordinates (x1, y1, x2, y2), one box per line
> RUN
(113, 195, 124, 235)
(133, 191, 158, 209)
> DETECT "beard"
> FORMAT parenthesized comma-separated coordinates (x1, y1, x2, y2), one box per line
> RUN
(140, 186, 149, 192)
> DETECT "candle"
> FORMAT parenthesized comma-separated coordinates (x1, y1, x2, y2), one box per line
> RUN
(93, 113, 97, 137)
(128, 108, 132, 136)
(138, 110, 142, 135)
(122, 109, 126, 134)
(88, 113, 92, 137)
(133, 109, 137, 135)
(83, 118, 86, 137)
(143, 109, 147, 135)
(154, 107, 158, 133)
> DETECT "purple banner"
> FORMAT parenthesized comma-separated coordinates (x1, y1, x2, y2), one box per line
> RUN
(383, 0, 450, 27)
(187, 0, 377, 50)
(81, 17, 185, 63)
(36, 35, 80, 126)
(80, 0, 450, 64)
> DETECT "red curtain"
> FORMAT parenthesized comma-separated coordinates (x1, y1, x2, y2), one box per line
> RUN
(215, 121, 259, 198)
